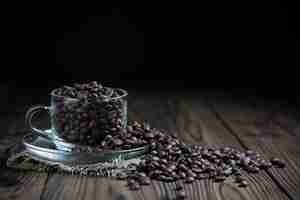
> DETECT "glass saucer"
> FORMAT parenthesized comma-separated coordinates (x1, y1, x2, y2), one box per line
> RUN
(22, 131, 149, 165)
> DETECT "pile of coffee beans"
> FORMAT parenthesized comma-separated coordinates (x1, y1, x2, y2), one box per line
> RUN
(97, 121, 154, 150)
(112, 121, 286, 199)
(52, 81, 127, 145)
(54, 81, 115, 100)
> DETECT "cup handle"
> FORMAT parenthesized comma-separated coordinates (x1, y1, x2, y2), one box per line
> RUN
(25, 105, 52, 141)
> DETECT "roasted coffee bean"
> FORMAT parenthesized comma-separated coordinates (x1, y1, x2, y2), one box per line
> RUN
(129, 182, 140, 190)
(247, 166, 260, 173)
(168, 164, 177, 171)
(159, 151, 168, 158)
(127, 179, 136, 186)
(176, 190, 186, 199)
(241, 157, 251, 166)
(178, 171, 186, 179)
(187, 170, 197, 178)
(270, 158, 286, 168)
(179, 164, 188, 171)
(259, 161, 272, 170)
(160, 159, 168, 165)
(159, 175, 168, 182)
(196, 174, 207, 180)
(116, 172, 127, 180)
(235, 176, 244, 183)
(139, 177, 151, 185)
(175, 184, 184, 191)
(145, 132, 155, 139)
(113, 139, 124, 146)
(185, 176, 195, 184)
(214, 176, 226, 182)
(238, 180, 249, 187)
(137, 172, 147, 177)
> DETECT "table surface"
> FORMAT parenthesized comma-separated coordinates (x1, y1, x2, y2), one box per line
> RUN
(0, 90, 300, 200)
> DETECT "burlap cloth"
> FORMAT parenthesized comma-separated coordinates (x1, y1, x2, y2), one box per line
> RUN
(6, 141, 141, 177)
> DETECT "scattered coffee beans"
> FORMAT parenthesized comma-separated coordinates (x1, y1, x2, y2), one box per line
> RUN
(51, 81, 127, 146)
(108, 121, 286, 200)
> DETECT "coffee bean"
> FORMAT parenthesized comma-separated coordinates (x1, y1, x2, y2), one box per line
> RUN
(160, 159, 168, 165)
(183, 176, 194, 184)
(175, 184, 184, 191)
(196, 174, 207, 180)
(127, 179, 136, 186)
(152, 156, 160, 162)
(235, 176, 244, 183)
(116, 172, 127, 180)
(159, 151, 168, 158)
(238, 180, 249, 187)
(139, 177, 151, 185)
(179, 164, 188, 171)
(259, 161, 272, 170)
(138, 172, 147, 177)
(168, 164, 177, 171)
(159, 175, 168, 182)
(187, 170, 197, 178)
(241, 157, 251, 166)
(178, 171, 186, 179)
(145, 132, 155, 139)
(270, 158, 286, 168)
(247, 166, 260, 173)
(129, 182, 140, 190)
(176, 190, 186, 199)
(114, 139, 124, 146)
(214, 175, 226, 182)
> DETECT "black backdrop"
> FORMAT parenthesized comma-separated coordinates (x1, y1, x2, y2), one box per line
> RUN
(1, 4, 299, 102)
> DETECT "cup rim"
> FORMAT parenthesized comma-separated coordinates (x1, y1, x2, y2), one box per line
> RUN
(51, 87, 128, 101)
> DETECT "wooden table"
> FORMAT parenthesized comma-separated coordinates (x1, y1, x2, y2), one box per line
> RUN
(0, 90, 299, 200)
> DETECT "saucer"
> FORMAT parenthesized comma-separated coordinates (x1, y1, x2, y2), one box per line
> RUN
(22, 131, 149, 165)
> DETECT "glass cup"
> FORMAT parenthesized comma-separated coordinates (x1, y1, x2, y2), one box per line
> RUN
(25, 87, 128, 147)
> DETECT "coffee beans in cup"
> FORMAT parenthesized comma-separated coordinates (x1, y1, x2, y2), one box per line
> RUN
(51, 81, 127, 146)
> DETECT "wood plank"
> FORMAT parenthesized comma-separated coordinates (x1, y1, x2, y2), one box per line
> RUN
(250, 99, 300, 139)
(41, 174, 144, 200)
(0, 125, 48, 200)
(0, 91, 293, 200)
(128, 93, 289, 200)
(0, 169, 48, 200)
(208, 93, 300, 199)
(0, 106, 50, 200)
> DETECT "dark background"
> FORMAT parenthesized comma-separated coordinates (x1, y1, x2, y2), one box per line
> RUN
(1, 3, 299, 109)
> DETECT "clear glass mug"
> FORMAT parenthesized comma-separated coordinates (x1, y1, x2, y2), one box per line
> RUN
(25, 87, 128, 147)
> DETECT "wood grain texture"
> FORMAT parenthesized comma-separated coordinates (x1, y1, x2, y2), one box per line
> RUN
(0, 91, 299, 200)
(128, 93, 289, 200)
(207, 93, 300, 199)
(41, 174, 143, 200)
(0, 170, 48, 200)
(0, 121, 48, 200)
